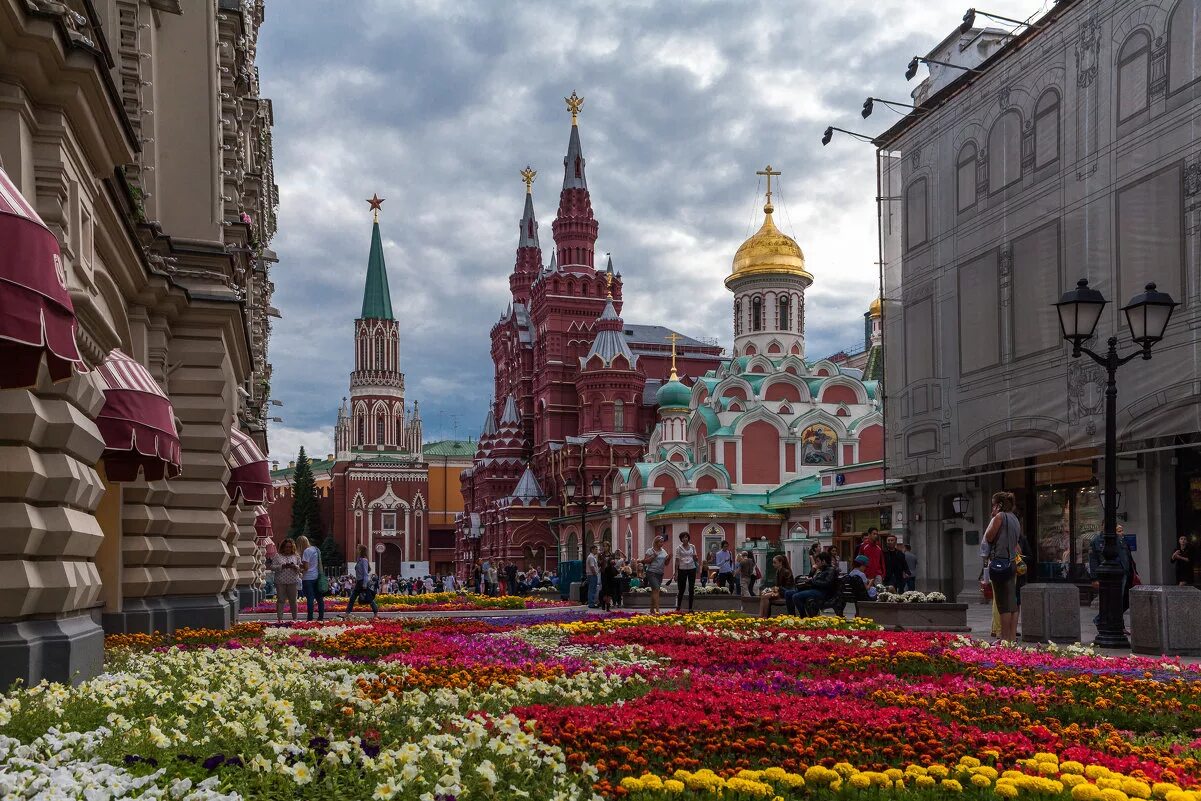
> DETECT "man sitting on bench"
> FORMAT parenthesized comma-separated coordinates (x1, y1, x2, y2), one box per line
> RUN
(786, 552, 839, 616)
(845, 555, 879, 602)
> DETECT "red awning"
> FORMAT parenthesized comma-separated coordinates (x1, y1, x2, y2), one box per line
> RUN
(0, 165, 85, 388)
(227, 428, 271, 504)
(255, 505, 277, 557)
(95, 349, 182, 482)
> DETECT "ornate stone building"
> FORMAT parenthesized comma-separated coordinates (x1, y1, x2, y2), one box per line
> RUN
(0, 0, 277, 686)
(454, 95, 724, 576)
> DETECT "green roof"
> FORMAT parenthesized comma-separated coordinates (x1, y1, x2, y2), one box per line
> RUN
(361, 219, 394, 320)
(423, 439, 477, 457)
(270, 457, 335, 480)
(648, 492, 779, 520)
(764, 475, 822, 509)
(695, 406, 720, 434)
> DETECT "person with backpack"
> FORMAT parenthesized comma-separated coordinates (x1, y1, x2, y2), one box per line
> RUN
(984, 491, 1022, 643)
(343, 544, 379, 619)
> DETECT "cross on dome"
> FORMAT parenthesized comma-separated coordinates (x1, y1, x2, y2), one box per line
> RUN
(755, 165, 780, 213)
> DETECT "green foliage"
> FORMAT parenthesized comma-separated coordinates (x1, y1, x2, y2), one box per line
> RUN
(319, 531, 343, 568)
(288, 447, 322, 541)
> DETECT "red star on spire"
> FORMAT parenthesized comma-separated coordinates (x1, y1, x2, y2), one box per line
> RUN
(366, 193, 385, 212)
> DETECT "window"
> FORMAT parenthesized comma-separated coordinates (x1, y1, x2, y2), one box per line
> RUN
(374, 335, 384, 369)
(752, 297, 762, 331)
(613, 400, 624, 432)
(1118, 32, 1150, 122)
(1117, 164, 1185, 306)
(1168, 0, 1201, 95)
(904, 178, 928, 250)
(356, 416, 365, 444)
(988, 111, 1022, 193)
(376, 415, 386, 444)
(395, 417, 403, 445)
(381, 512, 396, 533)
(957, 143, 977, 211)
(779, 296, 790, 331)
(1034, 91, 1060, 169)
(734, 299, 741, 335)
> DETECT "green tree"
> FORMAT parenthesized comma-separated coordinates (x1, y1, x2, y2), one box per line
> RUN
(319, 534, 344, 572)
(288, 447, 322, 541)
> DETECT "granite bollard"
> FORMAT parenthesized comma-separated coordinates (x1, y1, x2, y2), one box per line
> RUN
(1130, 586, 1201, 656)
(1020, 583, 1082, 644)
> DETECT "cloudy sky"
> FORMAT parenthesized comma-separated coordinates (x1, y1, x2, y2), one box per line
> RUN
(257, 0, 1038, 462)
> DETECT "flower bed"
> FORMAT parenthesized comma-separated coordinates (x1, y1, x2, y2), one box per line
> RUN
(241, 590, 575, 614)
(4, 613, 1201, 800)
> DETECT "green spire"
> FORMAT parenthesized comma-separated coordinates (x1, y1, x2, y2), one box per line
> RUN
(361, 216, 394, 320)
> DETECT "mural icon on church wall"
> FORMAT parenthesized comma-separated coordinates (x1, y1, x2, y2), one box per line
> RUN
(801, 423, 838, 465)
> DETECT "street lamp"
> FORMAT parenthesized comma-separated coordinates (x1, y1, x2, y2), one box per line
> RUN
(1054, 279, 1178, 648)
(564, 474, 603, 557)
(951, 494, 972, 521)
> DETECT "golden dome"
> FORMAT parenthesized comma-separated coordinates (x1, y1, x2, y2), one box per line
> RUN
(727, 203, 812, 287)
(869, 296, 882, 318)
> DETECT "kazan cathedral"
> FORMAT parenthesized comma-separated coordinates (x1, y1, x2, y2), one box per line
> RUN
(455, 93, 887, 577)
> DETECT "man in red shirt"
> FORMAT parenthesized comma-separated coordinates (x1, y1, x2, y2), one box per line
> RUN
(857, 529, 885, 585)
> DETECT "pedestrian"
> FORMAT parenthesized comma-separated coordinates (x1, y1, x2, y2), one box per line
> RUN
(610, 552, 626, 607)
(984, 491, 1022, 643)
(1172, 535, 1193, 585)
(787, 551, 839, 616)
(902, 543, 918, 591)
(472, 562, 483, 595)
(1088, 524, 1135, 626)
(505, 561, 519, 597)
(674, 532, 699, 611)
(344, 544, 379, 619)
(758, 555, 794, 617)
(738, 551, 759, 596)
(600, 555, 620, 612)
(486, 562, 499, 596)
(883, 534, 908, 591)
(295, 535, 325, 621)
(641, 535, 671, 614)
(857, 529, 885, 585)
(585, 544, 600, 608)
(271, 538, 303, 623)
(714, 540, 736, 593)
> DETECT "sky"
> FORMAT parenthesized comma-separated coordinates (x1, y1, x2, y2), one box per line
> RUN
(257, 0, 1040, 464)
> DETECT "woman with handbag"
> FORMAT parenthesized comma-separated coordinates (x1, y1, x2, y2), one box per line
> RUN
(344, 544, 380, 619)
(271, 538, 303, 623)
(296, 535, 325, 621)
(984, 491, 1022, 643)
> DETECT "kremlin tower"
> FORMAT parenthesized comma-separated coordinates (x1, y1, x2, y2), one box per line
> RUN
(456, 93, 724, 575)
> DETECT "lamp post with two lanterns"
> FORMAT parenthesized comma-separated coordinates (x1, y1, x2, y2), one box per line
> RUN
(1053, 279, 1178, 649)
(563, 474, 602, 561)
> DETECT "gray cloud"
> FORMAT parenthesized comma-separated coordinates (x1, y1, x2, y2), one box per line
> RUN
(257, 0, 1035, 457)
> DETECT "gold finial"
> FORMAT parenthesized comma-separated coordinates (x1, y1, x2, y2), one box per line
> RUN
(605, 271, 613, 299)
(755, 165, 781, 214)
(520, 166, 537, 193)
(367, 193, 385, 223)
(666, 332, 682, 380)
(565, 91, 584, 125)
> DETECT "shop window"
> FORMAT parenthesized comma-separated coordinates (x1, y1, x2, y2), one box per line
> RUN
(1033, 485, 1102, 581)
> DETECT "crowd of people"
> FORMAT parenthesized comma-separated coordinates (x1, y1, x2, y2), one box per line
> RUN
(467, 560, 559, 597)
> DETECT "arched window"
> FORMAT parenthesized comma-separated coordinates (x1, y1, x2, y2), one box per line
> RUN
(1118, 32, 1150, 122)
(376, 415, 386, 445)
(779, 296, 790, 331)
(957, 143, 978, 211)
(988, 111, 1022, 193)
(1034, 91, 1060, 169)
(1168, 0, 1201, 95)
(395, 417, 403, 445)
(751, 296, 763, 331)
(613, 400, 624, 433)
(734, 299, 742, 335)
(904, 177, 928, 250)
(356, 416, 365, 444)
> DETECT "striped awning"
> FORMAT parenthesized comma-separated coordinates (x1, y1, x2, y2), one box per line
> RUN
(254, 505, 277, 557)
(227, 428, 271, 504)
(95, 349, 181, 482)
(0, 165, 85, 388)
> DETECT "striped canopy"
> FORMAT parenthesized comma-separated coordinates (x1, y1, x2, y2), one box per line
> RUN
(227, 428, 272, 504)
(95, 349, 181, 482)
(0, 165, 85, 388)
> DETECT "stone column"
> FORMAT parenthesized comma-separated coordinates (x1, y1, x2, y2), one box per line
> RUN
(160, 322, 239, 630)
(102, 478, 173, 634)
(0, 369, 107, 686)
(232, 502, 259, 611)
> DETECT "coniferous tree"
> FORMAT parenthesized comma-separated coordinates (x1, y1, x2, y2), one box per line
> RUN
(319, 533, 344, 571)
(288, 447, 322, 540)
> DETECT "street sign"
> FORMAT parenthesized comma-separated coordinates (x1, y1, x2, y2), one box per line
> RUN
(375, 543, 385, 554)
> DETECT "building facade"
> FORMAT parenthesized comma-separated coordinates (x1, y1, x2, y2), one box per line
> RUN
(455, 95, 724, 576)
(0, 0, 278, 686)
(609, 181, 890, 576)
(876, 0, 1201, 598)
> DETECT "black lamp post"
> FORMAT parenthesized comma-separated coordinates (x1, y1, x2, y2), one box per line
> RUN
(564, 474, 603, 559)
(1054, 279, 1177, 648)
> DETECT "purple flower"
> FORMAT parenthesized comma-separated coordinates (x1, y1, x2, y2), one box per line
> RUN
(363, 744, 381, 758)
(203, 754, 225, 770)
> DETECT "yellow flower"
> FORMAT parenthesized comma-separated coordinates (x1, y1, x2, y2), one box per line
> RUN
(885, 769, 904, 782)
(833, 762, 857, 778)
(639, 774, 664, 791)
(664, 779, 685, 794)
(1073, 784, 1104, 801)
(916, 775, 937, 789)
(929, 765, 951, 779)
(620, 777, 645, 792)
(1062, 775, 1088, 788)
(996, 784, 1020, 798)
(1153, 784, 1182, 799)
(849, 774, 873, 790)
(1062, 762, 1086, 775)
(1101, 789, 1130, 801)
(960, 757, 983, 768)
(1086, 766, 1112, 780)
(1035, 753, 1060, 765)
(973, 774, 994, 788)
(1039, 763, 1060, 777)
(1123, 780, 1152, 799)
(943, 779, 964, 792)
